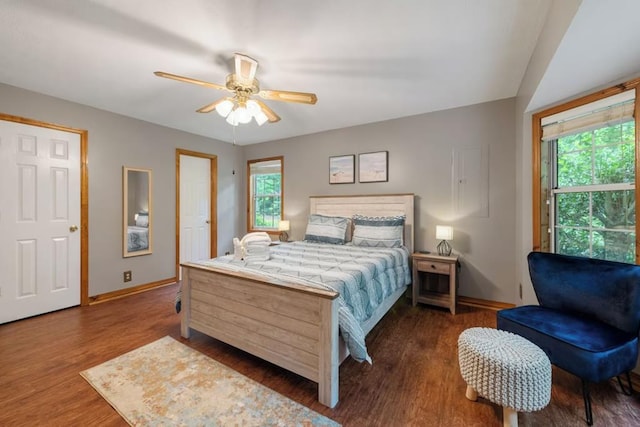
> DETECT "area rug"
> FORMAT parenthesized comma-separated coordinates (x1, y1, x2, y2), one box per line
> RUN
(80, 336, 340, 426)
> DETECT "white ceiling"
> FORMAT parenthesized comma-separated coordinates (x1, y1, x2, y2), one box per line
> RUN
(0, 0, 556, 145)
(527, 0, 640, 112)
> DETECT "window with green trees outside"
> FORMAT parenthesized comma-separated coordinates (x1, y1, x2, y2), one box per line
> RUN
(552, 120, 635, 263)
(248, 157, 283, 231)
(252, 173, 281, 228)
(534, 82, 640, 264)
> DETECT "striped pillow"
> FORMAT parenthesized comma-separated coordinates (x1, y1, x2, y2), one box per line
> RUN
(352, 214, 405, 248)
(304, 214, 349, 244)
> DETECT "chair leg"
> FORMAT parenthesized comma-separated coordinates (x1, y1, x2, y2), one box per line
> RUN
(503, 406, 518, 427)
(616, 372, 634, 396)
(465, 385, 478, 401)
(581, 379, 593, 426)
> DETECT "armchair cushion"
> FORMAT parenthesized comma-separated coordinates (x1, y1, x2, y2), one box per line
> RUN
(497, 306, 638, 383)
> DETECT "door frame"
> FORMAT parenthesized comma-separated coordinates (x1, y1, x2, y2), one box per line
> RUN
(0, 113, 89, 306)
(175, 149, 217, 279)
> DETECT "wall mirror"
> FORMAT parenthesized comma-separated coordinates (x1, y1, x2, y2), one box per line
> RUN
(123, 166, 152, 257)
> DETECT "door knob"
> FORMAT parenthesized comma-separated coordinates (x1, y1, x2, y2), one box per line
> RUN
(69, 225, 78, 232)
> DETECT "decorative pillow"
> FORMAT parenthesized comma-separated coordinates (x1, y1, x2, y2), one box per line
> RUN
(352, 214, 405, 248)
(304, 214, 349, 244)
(135, 212, 149, 227)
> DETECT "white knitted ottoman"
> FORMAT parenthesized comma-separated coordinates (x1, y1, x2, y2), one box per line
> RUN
(458, 327, 551, 427)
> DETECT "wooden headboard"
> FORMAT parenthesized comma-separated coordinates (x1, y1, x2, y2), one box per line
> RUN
(309, 194, 415, 254)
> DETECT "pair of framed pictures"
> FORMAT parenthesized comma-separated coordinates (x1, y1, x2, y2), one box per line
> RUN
(329, 151, 388, 184)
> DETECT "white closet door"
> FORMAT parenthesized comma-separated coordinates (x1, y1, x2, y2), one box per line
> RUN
(0, 120, 81, 324)
(179, 155, 211, 271)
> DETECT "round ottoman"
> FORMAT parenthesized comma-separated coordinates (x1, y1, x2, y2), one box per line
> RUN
(458, 327, 551, 427)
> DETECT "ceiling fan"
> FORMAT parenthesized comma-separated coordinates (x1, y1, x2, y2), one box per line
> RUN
(154, 53, 317, 126)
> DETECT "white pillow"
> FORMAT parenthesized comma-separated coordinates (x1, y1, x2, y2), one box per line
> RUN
(135, 213, 149, 227)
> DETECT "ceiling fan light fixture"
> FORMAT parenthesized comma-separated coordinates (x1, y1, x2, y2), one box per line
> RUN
(215, 99, 234, 117)
(225, 111, 239, 126)
(254, 110, 269, 126)
(235, 106, 252, 124)
(246, 99, 260, 113)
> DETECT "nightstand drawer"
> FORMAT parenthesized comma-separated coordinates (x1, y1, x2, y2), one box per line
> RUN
(416, 260, 450, 274)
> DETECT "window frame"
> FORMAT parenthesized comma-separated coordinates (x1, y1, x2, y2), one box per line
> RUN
(246, 156, 284, 234)
(532, 78, 640, 264)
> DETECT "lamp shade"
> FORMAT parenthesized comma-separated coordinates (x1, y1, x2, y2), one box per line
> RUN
(215, 99, 234, 117)
(254, 110, 269, 126)
(235, 106, 252, 124)
(225, 110, 239, 126)
(436, 225, 453, 241)
(278, 220, 290, 231)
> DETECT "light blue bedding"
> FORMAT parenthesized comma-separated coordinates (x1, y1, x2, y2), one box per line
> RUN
(127, 225, 149, 251)
(196, 241, 411, 363)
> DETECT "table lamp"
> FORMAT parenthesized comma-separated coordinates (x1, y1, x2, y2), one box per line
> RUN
(278, 220, 290, 242)
(436, 225, 453, 256)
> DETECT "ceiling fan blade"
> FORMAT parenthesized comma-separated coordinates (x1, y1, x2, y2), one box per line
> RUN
(255, 100, 281, 123)
(258, 89, 318, 105)
(234, 53, 258, 84)
(154, 71, 228, 91)
(196, 97, 229, 113)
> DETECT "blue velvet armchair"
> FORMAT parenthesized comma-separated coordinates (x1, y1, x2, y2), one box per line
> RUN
(497, 251, 640, 425)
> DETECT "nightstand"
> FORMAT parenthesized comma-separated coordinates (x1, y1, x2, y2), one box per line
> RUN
(412, 253, 459, 314)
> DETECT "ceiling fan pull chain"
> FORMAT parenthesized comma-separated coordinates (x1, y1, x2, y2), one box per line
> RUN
(232, 123, 237, 145)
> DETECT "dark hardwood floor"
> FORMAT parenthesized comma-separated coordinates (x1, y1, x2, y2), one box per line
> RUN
(1, 284, 638, 426)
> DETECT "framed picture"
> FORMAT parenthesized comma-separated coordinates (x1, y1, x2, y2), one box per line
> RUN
(359, 151, 388, 183)
(329, 154, 355, 184)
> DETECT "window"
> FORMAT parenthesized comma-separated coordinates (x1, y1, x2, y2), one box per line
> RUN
(247, 156, 283, 232)
(553, 120, 635, 262)
(533, 83, 639, 264)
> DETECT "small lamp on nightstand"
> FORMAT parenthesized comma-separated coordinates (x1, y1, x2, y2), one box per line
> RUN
(278, 220, 290, 242)
(436, 225, 453, 256)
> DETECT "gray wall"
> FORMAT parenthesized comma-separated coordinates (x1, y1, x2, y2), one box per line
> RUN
(0, 83, 244, 297)
(515, 0, 582, 306)
(243, 98, 517, 304)
(0, 83, 520, 304)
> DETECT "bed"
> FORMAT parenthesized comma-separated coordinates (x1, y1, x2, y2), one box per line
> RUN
(126, 211, 149, 252)
(179, 194, 414, 407)
(127, 225, 149, 251)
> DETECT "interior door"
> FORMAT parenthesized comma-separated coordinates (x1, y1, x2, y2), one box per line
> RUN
(179, 154, 211, 269)
(0, 120, 81, 324)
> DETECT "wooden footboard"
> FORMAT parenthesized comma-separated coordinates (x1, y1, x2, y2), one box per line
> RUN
(180, 263, 340, 407)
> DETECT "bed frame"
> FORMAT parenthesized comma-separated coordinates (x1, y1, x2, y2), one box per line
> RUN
(180, 194, 414, 407)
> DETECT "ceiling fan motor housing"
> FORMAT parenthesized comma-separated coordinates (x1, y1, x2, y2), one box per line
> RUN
(226, 74, 259, 95)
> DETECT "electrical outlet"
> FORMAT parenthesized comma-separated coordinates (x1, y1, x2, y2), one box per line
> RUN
(124, 271, 132, 282)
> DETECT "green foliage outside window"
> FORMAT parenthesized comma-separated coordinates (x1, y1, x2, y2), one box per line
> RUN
(554, 121, 635, 263)
(252, 173, 281, 229)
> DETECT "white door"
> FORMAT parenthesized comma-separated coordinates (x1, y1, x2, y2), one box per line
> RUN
(0, 120, 81, 324)
(179, 155, 210, 270)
